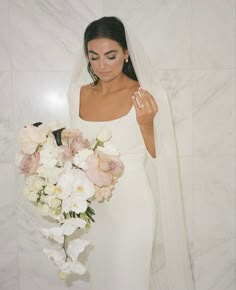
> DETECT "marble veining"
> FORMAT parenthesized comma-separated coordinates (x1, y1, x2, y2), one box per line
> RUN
(0, 0, 235, 289)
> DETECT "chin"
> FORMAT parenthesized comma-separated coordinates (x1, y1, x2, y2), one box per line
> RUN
(99, 73, 123, 83)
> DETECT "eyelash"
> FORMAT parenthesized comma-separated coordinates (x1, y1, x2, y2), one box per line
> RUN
(90, 56, 116, 61)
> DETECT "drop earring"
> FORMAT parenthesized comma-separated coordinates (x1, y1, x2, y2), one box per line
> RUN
(125, 58, 128, 63)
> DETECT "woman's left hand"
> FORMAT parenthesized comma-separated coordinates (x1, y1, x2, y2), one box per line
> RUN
(132, 87, 158, 127)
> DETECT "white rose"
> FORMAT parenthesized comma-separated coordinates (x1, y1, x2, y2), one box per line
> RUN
(24, 187, 38, 202)
(37, 165, 64, 184)
(45, 183, 56, 195)
(38, 203, 50, 215)
(50, 198, 61, 209)
(26, 175, 45, 192)
(97, 142, 119, 156)
(40, 195, 48, 203)
(96, 127, 112, 142)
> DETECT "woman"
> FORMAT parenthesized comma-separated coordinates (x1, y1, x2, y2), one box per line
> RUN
(67, 16, 195, 290)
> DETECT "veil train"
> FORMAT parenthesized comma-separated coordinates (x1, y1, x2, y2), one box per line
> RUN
(67, 18, 195, 290)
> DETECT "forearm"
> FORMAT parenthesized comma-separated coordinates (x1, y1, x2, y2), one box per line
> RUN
(139, 124, 156, 158)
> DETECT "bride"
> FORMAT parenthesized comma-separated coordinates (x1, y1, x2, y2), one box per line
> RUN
(67, 16, 195, 290)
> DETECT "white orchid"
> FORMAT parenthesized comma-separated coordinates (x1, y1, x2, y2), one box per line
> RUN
(73, 149, 93, 170)
(59, 260, 87, 276)
(60, 218, 86, 235)
(43, 248, 65, 266)
(42, 227, 64, 244)
(62, 195, 88, 214)
(57, 163, 95, 201)
(67, 238, 90, 262)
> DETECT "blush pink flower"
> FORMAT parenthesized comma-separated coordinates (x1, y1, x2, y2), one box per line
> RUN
(19, 151, 40, 176)
(19, 124, 50, 154)
(85, 152, 124, 187)
(94, 184, 115, 202)
(98, 152, 124, 178)
(70, 132, 91, 155)
(60, 146, 73, 162)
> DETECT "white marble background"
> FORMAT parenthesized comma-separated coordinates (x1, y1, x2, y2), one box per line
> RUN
(0, 0, 235, 289)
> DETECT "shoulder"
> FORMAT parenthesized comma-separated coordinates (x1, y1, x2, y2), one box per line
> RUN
(124, 78, 140, 93)
(80, 83, 94, 96)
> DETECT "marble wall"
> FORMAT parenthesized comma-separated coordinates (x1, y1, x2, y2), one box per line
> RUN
(0, 0, 235, 289)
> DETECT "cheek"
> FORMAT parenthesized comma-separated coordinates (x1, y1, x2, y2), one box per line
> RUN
(110, 58, 125, 70)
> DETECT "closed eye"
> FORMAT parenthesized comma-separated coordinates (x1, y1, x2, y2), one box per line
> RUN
(107, 55, 116, 59)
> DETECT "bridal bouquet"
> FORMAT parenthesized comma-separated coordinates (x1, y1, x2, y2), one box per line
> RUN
(15, 122, 124, 279)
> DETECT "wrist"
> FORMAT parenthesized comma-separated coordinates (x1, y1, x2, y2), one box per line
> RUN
(139, 123, 154, 132)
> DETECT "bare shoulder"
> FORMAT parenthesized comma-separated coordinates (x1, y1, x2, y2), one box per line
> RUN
(80, 83, 93, 97)
(124, 78, 140, 94)
(126, 78, 139, 87)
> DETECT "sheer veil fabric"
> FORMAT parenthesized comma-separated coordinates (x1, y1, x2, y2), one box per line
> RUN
(67, 19, 195, 290)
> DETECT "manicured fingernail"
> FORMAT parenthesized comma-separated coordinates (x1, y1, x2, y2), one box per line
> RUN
(137, 90, 142, 98)
(132, 95, 135, 99)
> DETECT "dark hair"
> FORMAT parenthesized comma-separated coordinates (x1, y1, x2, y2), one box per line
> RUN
(83, 16, 138, 85)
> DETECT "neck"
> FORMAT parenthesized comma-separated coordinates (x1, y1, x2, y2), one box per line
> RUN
(96, 73, 128, 94)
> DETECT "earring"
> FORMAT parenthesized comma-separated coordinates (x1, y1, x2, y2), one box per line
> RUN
(125, 58, 128, 63)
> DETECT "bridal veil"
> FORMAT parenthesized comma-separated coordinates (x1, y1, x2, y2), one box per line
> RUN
(67, 17, 195, 290)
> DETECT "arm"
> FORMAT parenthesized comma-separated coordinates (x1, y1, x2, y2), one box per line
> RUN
(132, 88, 158, 158)
(139, 123, 156, 158)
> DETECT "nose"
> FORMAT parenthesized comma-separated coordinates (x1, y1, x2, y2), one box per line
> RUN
(99, 58, 105, 69)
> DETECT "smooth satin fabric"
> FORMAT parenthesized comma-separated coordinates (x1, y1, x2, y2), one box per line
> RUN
(68, 86, 155, 290)
(67, 17, 195, 290)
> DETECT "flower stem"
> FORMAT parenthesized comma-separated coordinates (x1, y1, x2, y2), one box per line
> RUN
(93, 139, 104, 151)
(62, 235, 69, 262)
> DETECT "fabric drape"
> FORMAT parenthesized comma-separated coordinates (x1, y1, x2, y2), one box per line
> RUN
(67, 18, 195, 290)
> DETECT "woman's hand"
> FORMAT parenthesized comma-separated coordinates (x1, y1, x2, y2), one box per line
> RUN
(132, 87, 158, 158)
(132, 87, 158, 126)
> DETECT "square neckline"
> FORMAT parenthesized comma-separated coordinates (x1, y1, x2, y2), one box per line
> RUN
(77, 86, 135, 123)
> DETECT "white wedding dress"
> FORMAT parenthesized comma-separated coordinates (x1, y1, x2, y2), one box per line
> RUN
(68, 86, 156, 290)
(67, 19, 195, 290)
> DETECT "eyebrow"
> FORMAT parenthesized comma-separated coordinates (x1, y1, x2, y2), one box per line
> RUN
(88, 49, 118, 56)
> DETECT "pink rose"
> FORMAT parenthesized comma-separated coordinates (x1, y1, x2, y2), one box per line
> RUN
(19, 124, 50, 154)
(19, 152, 40, 176)
(70, 133, 91, 155)
(98, 152, 124, 178)
(85, 152, 124, 187)
(59, 146, 73, 162)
